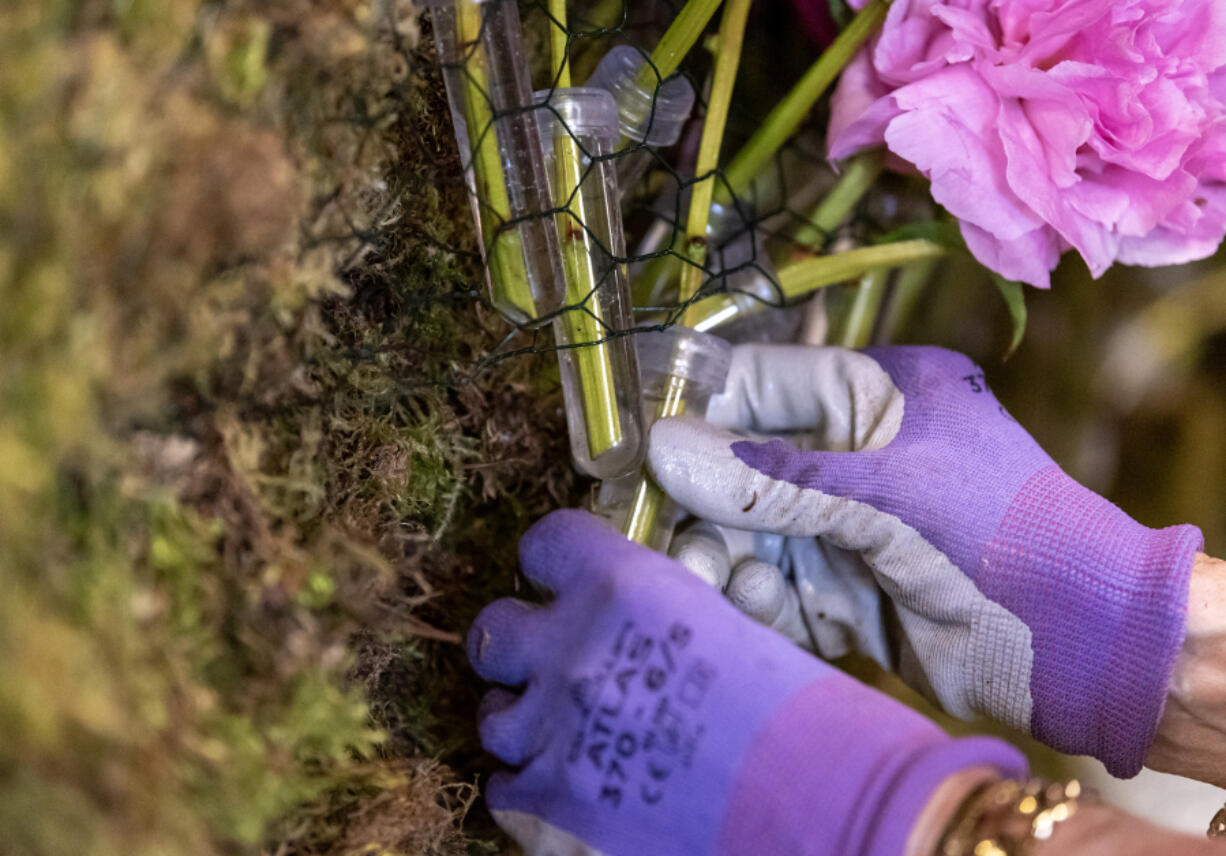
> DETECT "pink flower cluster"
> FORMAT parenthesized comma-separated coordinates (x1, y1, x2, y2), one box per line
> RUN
(829, 0, 1226, 287)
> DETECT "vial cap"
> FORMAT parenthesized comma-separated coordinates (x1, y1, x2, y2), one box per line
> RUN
(586, 46, 696, 147)
(533, 87, 620, 149)
(636, 327, 732, 395)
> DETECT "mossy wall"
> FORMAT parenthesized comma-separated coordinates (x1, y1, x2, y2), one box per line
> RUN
(1, 2, 574, 852)
(5, 3, 1225, 855)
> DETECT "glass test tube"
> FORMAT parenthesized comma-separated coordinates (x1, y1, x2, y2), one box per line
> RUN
(690, 234, 803, 343)
(598, 327, 732, 553)
(585, 45, 696, 200)
(424, 0, 565, 325)
(537, 87, 645, 479)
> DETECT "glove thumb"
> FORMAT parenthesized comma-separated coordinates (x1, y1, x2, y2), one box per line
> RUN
(647, 415, 873, 537)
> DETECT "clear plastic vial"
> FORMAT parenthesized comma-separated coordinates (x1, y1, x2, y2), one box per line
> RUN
(691, 234, 802, 343)
(423, 0, 565, 325)
(600, 326, 732, 552)
(536, 87, 645, 479)
(585, 45, 696, 199)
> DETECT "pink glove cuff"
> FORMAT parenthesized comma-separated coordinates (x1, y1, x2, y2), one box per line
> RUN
(719, 676, 1027, 856)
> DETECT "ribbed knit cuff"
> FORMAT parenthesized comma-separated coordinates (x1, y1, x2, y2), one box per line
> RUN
(979, 465, 1203, 777)
(1085, 519, 1201, 776)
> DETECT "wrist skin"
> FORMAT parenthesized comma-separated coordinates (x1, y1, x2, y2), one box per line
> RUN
(1147, 553, 1226, 787)
(904, 767, 1000, 856)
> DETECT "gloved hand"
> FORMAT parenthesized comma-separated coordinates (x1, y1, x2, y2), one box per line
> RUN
(667, 520, 894, 667)
(647, 344, 1203, 777)
(470, 509, 1025, 856)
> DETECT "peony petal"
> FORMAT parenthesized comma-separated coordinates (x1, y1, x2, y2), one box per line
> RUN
(1150, 0, 1226, 70)
(1186, 118, 1226, 182)
(1117, 182, 1226, 265)
(959, 221, 1061, 288)
(883, 68, 1046, 240)
(1072, 165, 1198, 235)
(1210, 68, 1226, 104)
(828, 50, 899, 159)
(929, 5, 999, 55)
(1017, 0, 1117, 67)
(980, 64, 1092, 188)
(1050, 62, 1203, 180)
(1064, 172, 1131, 229)
(995, 96, 1120, 275)
(873, 0, 957, 83)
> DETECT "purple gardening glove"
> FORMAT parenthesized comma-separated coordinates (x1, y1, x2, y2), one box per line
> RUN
(648, 344, 1203, 778)
(469, 509, 1025, 855)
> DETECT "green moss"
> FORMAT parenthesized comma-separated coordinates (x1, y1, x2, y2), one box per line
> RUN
(0, 2, 579, 854)
(208, 15, 271, 108)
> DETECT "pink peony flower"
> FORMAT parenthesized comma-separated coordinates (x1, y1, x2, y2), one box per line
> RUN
(829, 0, 1226, 287)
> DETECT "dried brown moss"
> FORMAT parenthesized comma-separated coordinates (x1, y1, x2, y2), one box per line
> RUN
(1, 2, 575, 854)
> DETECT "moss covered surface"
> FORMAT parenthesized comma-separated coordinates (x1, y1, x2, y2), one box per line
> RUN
(1, 2, 576, 852)
(8, 2, 1224, 853)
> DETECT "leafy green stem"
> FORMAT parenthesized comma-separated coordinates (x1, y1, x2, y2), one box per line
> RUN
(775, 239, 943, 299)
(548, 0, 624, 460)
(456, 0, 535, 321)
(716, 0, 890, 205)
(839, 267, 890, 348)
(792, 150, 884, 248)
(679, 0, 753, 327)
(633, 0, 724, 92)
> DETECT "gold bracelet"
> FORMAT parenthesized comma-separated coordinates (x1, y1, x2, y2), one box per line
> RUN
(939, 778, 1089, 856)
(1206, 802, 1226, 838)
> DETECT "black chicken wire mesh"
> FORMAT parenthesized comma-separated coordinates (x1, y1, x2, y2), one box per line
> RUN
(407, 0, 937, 384)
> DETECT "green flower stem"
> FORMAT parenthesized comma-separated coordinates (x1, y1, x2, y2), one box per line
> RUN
(622, 375, 689, 547)
(631, 239, 681, 308)
(792, 150, 884, 248)
(839, 267, 890, 348)
(879, 257, 936, 342)
(630, 147, 881, 310)
(774, 239, 944, 301)
(554, 138, 625, 460)
(679, 0, 753, 327)
(548, 0, 570, 86)
(633, 0, 724, 93)
(456, 0, 535, 321)
(571, 0, 624, 81)
(623, 0, 752, 549)
(622, 475, 668, 546)
(681, 238, 941, 331)
(548, 0, 623, 460)
(631, 1, 889, 312)
(715, 0, 890, 206)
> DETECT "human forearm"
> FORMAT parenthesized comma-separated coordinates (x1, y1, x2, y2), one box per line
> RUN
(1147, 553, 1226, 787)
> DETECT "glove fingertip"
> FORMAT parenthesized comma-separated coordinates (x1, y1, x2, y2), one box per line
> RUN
(484, 769, 520, 812)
